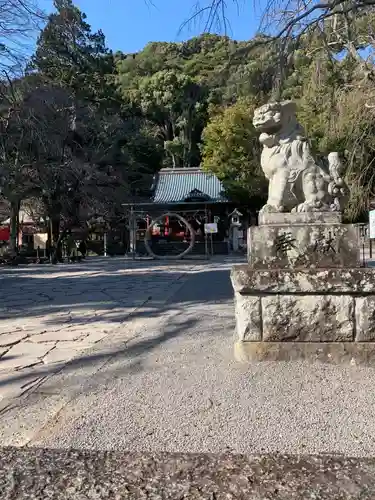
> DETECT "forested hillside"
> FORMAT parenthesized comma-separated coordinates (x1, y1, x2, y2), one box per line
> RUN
(0, 0, 374, 259)
(117, 28, 375, 220)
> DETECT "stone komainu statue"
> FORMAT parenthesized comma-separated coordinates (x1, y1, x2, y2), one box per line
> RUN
(252, 101, 349, 213)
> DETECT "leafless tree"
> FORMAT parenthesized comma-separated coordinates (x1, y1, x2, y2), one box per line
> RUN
(0, 73, 138, 257)
(185, 1, 375, 45)
(0, 77, 80, 255)
(182, 0, 375, 99)
(0, 77, 38, 254)
(0, 0, 46, 74)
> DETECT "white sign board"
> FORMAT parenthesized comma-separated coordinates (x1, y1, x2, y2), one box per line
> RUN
(204, 223, 218, 234)
(34, 233, 48, 250)
(370, 210, 375, 239)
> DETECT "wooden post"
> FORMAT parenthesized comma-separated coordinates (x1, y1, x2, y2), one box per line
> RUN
(104, 231, 107, 257)
(129, 205, 136, 259)
(204, 204, 209, 260)
(49, 218, 53, 263)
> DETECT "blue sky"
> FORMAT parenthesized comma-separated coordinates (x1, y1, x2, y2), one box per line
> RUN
(39, 0, 262, 53)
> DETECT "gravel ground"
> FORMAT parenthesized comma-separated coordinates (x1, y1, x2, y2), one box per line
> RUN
(26, 261, 375, 457)
(2, 448, 375, 499)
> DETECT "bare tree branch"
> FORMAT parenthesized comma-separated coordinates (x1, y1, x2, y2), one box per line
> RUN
(179, 0, 375, 99)
(181, 0, 375, 46)
(178, 0, 235, 36)
(0, 0, 46, 74)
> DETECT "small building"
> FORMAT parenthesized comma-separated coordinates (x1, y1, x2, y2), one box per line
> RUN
(0, 210, 46, 251)
(131, 167, 242, 256)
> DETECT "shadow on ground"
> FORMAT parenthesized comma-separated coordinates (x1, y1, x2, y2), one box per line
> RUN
(0, 261, 236, 413)
(0, 259, 233, 323)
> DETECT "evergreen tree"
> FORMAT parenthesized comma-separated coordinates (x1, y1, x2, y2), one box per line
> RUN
(30, 0, 115, 106)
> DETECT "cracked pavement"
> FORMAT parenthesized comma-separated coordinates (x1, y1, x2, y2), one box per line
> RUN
(0, 258, 202, 406)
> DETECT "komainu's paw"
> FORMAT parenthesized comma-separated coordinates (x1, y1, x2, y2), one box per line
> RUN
(259, 204, 284, 213)
(295, 201, 330, 212)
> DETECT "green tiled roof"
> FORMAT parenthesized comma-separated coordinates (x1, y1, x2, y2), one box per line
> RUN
(152, 168, 227, 204)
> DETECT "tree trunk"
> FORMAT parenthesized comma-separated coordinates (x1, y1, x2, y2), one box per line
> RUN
(50, 215, 64, 263)
(46, 212, 63, 264)
(9, 199, 20, 257)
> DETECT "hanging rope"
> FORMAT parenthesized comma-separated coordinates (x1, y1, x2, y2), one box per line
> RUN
(144, 212, 195, 260)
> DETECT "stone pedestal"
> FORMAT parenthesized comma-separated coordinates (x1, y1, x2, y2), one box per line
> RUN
(231, 212, 375, 364)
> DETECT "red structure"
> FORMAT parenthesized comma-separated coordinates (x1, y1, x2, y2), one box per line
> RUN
(0, 211, 45, 249)
(0, 226, 9, 241)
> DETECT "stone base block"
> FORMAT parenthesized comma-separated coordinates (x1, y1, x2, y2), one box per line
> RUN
(247, 223, 359, 269)
(234, 341, 375, 365)
(262, 294, 353, 342)
(231, 265, 375, 344)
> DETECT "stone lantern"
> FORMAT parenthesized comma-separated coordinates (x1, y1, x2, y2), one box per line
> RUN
(229, 208, 243, 252)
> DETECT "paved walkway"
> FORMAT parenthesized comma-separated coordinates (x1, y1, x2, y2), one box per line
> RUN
(0, 258, 206, 406)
